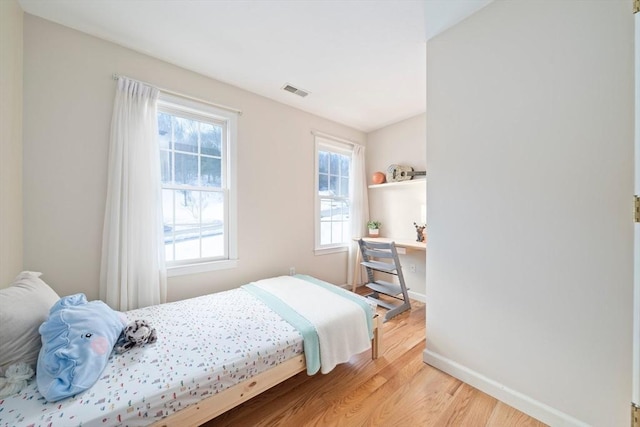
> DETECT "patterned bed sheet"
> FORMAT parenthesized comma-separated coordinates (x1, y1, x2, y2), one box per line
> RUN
(0, 288, 304, 427)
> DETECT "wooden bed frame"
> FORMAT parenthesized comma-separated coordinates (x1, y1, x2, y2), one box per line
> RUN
(152, 315, 381, 427)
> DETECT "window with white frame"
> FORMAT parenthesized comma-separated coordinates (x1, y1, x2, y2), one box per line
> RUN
(315, 136, 353, 253)
(157, 94, 237, 274)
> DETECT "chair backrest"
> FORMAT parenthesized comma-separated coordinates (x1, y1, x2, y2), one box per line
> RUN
(358, 239, 402, 283)
(359, 240, 395, 259)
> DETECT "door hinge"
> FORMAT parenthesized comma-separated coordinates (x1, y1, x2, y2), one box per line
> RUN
(635, 0, 640, 14)
(633, 403, 640, 427)
(635, 196, 640, 223)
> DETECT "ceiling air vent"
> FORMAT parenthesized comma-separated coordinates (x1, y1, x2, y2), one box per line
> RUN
(282, 83, 310, 98)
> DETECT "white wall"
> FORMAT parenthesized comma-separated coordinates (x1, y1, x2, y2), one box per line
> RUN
(424, 1, 633, 425)
(0, 0, 24, 287)
(366, 113, 426, 184)
(367, 113, 426, 298)
(22, 15, 365, 301)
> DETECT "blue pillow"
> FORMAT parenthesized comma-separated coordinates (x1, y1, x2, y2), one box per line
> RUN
(36, 294, 125, 402)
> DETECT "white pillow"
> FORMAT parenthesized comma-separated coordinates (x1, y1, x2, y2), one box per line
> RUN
(0, 272, 60, 376)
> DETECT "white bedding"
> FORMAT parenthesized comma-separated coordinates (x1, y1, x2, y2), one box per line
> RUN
(0, 288, 302, 427)
(0, 275, 376, 427)
(249, 275, 372, 374)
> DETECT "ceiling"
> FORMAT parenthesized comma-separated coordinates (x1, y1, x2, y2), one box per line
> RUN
(18, 0, 491, 132)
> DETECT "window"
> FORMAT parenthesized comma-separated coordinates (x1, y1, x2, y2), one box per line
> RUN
(315, 136, 353, 253)
(157, 94, 237, 275)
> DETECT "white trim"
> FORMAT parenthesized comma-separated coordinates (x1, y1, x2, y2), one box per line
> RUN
(316, 137, 353, 156)
(314, 136, 354, 252)
(158, 93, 238, 270)
(311, 130, 360, 147)
(158, 93, 238, 122)
(167, 259, 238, 277)
(422, 350, 589, 427)
(407, 290, 426, 303)
(227, 112, 238, 263)
(314, 246, 348, 256)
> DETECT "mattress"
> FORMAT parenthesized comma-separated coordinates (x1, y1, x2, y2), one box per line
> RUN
(0, 288, 303, 427)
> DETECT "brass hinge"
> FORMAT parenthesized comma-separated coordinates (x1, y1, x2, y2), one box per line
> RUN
(635, 0, 640, 14)
(633, 403, 640, 427)
(635, 196, 640, 223)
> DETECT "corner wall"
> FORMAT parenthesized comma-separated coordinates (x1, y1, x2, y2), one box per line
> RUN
(425, 1, 633, 425)
(367, 113, 426, 298)
(0, 0, 24, 286)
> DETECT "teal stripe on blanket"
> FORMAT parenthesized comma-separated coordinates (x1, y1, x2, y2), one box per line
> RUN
(295, 274, 374, 340)
(242, 283, 321, 375)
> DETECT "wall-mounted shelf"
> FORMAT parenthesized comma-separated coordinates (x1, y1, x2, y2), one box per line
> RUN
(368, 179, 426, 189)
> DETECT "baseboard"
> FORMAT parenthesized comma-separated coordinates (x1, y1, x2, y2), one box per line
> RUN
(408, 290, 426, 303)
(422, 349, 589, 427)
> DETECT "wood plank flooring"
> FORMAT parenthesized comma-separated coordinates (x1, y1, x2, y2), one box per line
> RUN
(203, 294, 547, 427)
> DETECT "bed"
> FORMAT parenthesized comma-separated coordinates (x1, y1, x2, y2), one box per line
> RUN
(0, 274, 381, 427)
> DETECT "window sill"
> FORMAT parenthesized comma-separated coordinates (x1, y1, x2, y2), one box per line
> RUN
(314, 246, 348, 256)
(167, 259, 238, 277)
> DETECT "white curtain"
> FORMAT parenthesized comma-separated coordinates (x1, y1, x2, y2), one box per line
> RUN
(100, 77, 167, 311)
(348, 144, 369, 286)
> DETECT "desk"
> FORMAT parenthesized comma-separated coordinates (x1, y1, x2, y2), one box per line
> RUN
(352, 237, 426, 292)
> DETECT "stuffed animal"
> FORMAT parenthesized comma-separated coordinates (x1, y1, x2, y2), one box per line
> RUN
(37, 293, 126, 401)
(114, 319, 157, 354)
(0, 362, 34, 398)
(413, 222, 426, 242)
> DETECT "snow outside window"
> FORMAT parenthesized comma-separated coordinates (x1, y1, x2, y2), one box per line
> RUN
(158, 94, 237, 275)
(315, 136, 353, 254)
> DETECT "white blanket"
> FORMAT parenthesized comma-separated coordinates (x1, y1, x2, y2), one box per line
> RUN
(251, 276, 371, 374)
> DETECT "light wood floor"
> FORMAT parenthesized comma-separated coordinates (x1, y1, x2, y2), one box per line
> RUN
(203, 295, 547, 427)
